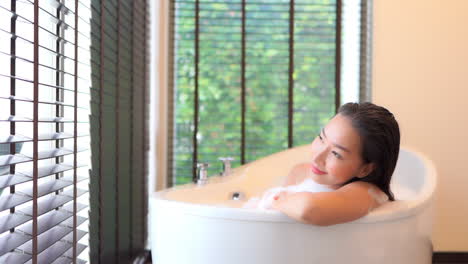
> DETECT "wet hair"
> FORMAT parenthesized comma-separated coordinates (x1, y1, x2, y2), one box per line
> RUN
(338, 102, 400, 201)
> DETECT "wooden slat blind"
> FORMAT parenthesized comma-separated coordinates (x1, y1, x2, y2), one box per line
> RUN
(88, 0, 149, 263)
(1, 0, 150, 263)
(0, 0, 91, 263)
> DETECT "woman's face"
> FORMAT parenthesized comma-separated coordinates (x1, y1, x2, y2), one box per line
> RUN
(309, 114, 373, 189)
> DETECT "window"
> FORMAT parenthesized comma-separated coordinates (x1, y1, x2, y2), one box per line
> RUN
(0, 0, 91, 262)
(168, 0, 369, 185)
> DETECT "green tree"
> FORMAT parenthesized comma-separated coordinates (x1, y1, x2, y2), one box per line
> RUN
(172, 0, 337, 185)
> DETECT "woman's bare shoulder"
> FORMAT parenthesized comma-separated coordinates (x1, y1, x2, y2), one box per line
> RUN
(338, 181, 389, 207)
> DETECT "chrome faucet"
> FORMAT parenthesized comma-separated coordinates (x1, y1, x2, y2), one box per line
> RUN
(196, 163, 209, 185)
(219, 157, 234, 176)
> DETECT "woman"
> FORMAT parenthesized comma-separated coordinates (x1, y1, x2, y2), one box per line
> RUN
(248, 102, 400, 226)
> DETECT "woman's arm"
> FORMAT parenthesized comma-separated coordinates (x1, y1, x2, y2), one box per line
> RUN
(271, 181, 381, 226)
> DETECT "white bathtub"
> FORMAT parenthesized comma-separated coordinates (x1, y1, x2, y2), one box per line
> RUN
(150, 145, 436, 264)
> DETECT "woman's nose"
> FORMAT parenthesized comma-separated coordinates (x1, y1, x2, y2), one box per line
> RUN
(312, 144, 327, 166)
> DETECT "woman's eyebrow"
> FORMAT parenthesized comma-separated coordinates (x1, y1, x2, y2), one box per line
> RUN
(321, 128, 351, 153)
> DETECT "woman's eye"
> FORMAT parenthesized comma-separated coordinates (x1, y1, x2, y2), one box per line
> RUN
(318, 134, 323, 141)
(332, 151, 342, 159)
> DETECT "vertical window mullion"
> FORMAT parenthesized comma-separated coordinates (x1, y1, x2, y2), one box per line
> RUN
(335, 0, 342, 113)
(241, 0, 246, 165)
(192, 0, 199, 181)
(288, 0, 294, 148)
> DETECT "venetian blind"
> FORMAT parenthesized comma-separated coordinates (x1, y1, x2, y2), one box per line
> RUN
(169, 0, 341, 184)
(88, 0, 149, 263)
(0, 0, 150, 262)
(0, 0, 91, 263)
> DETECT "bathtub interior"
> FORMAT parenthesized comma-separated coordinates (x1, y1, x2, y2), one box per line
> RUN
(391, 149, 428, 200)
(159, 145, 434, 210)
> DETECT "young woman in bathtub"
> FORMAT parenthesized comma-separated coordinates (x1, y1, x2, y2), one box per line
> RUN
(244, 102, 400, 226)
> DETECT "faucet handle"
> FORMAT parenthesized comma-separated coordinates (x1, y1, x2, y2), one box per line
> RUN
(196, 162, 210, 169)
(218, 157, 234, 162)
(218, 157, 234, 176)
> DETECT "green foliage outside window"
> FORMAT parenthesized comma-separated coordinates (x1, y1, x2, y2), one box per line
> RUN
(171, 0, 337, 185)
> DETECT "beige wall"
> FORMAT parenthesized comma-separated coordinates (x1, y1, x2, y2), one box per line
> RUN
(373, 0, 468, 251)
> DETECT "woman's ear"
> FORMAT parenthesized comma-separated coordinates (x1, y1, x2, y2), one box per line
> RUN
(357, 163, 375, 178)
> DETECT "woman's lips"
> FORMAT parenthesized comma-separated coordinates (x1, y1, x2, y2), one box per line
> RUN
(311, 165, 327, 175)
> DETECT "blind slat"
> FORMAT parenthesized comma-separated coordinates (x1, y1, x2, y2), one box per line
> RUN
(0, 163, 86, 189)
(0, 213, 32, 234)
(18, 225, 72, 254)
(18, 188, 87, 216)
(17, 210, 71, 235)
(62, 214, 87, 228)
(0, 29, 79, 62)
(22, 0, 76, 16)
(0, 174, 32, 189)
(20, 179, 75, 197)
(0, 134, 32, 144)
(64, 243, 87, 259)
(0, 8, 76, 45)
(0, 154, 32, 167)
(6, 202, 86, 238)
(0, 232, 31, 256)
(0, 116, 83, 123)
(0, 183, 86, 212)
(62, 201, 87, 213)
(22, 163, 75, 178)
(0, 148, 87, 167)
(0, 96, 89, 110)
(36, 147, 87, 159)
(0, 132, 88, 144)
(27, 230, 87, 264)
(0, 252, 32, 263)
(52, 256, 86, 264)
(0, 73, 91, 95)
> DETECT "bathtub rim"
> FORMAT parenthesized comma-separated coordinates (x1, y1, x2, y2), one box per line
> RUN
(151, 146, 437, 224)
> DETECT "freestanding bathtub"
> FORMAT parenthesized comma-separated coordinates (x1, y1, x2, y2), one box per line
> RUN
(150, 145, 437, 264)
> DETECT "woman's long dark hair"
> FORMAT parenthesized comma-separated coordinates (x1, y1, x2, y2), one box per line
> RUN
(338, 102, 400, 201)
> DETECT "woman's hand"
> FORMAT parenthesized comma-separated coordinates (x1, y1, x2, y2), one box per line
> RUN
(261, 191, 289, 211)
(270, 191, 312, 223)
(271, 191, 289, 209)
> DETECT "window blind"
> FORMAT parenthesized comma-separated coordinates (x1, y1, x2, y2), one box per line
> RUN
(88, 0, 149, 263)
(0, 0, 91, 263)
(169, 0, 341, 185)
(0, 0, 149, 262)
